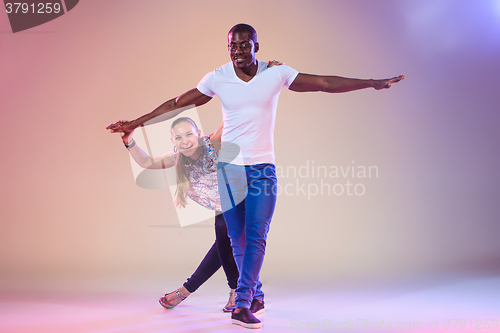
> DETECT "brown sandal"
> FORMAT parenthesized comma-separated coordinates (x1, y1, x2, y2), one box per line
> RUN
(222, 292, 237, 312)
(159, 289, 188, 309)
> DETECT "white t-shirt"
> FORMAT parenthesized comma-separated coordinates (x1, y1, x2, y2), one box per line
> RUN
(197, 60, 299, 165)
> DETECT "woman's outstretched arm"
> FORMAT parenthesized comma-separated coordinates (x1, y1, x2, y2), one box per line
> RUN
(119, 128, 177, 169)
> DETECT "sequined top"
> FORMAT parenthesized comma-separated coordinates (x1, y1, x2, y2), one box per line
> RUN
(184, 136, 221, 211)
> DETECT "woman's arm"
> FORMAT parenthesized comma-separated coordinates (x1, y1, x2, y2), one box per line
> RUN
(209, 124, 224, 151)
(121, 130, 176, 169)
(209, 124, 224, 142)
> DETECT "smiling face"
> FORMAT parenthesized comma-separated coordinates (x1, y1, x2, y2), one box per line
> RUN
(171, 121, 201, 159)
(228, 31, 259, 70)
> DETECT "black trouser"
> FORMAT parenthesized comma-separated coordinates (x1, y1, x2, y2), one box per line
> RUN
(183, 212, 239, 292)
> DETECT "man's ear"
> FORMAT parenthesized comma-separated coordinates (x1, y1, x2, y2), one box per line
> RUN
(254, 42, 259, 53)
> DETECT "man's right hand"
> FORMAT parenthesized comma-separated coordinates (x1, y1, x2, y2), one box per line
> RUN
(106, 119, 135, 133)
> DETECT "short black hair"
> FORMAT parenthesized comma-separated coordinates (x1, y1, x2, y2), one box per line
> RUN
(228, 23, 257, 43)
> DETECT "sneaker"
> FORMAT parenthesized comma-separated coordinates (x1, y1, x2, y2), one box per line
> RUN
(231, 307, 262, 329)
(250, 299, 265, 315)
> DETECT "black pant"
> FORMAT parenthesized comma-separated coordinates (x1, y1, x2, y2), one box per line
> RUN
(183, 212, 239, 293)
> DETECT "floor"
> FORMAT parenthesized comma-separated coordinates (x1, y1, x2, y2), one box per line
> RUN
(1, 275, 499, 332)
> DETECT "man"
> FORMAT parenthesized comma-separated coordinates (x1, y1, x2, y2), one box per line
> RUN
(107, 23, 404, 329)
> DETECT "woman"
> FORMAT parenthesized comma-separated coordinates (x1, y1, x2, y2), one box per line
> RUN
(119, 117, 238, 312)
(110, 60, 283, 312)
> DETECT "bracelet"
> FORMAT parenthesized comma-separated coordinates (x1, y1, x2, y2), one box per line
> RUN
(124, 139, 136, 149)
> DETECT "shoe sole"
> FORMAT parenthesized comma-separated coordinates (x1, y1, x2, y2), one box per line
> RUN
(252, 308, 265, 316)
(159, 299, 175, 309)
(232, 319, 262, 329)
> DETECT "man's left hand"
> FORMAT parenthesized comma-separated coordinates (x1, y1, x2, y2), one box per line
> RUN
(373, 74, 405, 90)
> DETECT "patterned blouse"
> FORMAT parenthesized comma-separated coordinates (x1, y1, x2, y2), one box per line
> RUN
(184, 136, 221, 211)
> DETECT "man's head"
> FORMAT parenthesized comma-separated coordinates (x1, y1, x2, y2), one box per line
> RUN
(228, 23, 257, 43)
(228, 23, 259, 70)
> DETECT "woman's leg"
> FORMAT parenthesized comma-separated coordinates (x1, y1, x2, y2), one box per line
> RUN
(183, 240, 222, 294)
(182, 210, 240, 293)
(215, 211, 239, 311)
(162, 238, 223, 308)
(162, 213, 237, 308)
(215, 212, 239, 290)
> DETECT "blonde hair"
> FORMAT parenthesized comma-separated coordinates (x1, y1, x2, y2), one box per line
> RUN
(171, 117, 201, 208)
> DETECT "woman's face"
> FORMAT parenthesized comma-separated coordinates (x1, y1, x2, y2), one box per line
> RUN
(171, 121, 201, 158)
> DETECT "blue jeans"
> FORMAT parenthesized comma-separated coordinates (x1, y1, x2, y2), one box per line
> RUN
(217, 162, 277, 308)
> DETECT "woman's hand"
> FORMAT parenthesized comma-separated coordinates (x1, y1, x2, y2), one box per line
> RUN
(107, 120, 135, 144)
(267, 60, 283, 68)
(120, 129, 135, 145)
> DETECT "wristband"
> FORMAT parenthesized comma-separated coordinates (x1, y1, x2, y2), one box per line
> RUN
(124, 139, 136, 149)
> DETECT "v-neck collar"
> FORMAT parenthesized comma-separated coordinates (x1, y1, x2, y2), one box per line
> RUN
(232, 60, 261, 84)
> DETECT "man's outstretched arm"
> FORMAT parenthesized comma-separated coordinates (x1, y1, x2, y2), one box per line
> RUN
(289, 73, 404, 93)
(106, 88, 212, 132)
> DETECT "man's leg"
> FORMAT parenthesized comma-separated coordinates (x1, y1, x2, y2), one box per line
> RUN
(237, 164, 277, 306)
(217, 162, 247, 283)
(218, 163, 276, 328)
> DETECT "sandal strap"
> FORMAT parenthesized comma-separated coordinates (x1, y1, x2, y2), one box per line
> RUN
(229, 292, 237, 297)
(165, 289, 187, 302)
(175, 290, 187, 301)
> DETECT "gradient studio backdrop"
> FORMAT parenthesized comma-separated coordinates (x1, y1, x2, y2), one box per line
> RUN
(1, 0, 499, 292)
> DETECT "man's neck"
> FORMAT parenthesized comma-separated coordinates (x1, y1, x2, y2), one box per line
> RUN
(233, 60, 258, 82)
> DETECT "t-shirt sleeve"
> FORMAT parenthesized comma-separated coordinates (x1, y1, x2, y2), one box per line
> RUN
(196, 71, 216, 98)
(277, 65, 299, 89)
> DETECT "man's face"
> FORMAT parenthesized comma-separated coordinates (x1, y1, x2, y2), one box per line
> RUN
(228, 31, 259, 70)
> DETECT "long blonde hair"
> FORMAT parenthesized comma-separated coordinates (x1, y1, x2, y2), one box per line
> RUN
(171, 117, 201, 208)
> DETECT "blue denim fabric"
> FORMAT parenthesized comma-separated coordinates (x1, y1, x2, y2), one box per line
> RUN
(217, 162, 277, 308)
